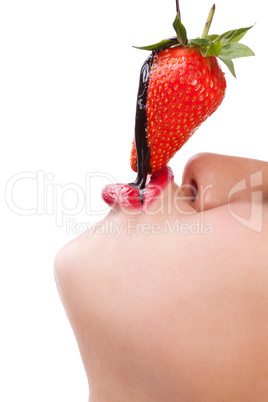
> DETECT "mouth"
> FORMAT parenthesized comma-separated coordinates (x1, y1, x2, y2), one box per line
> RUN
(101, 166, 174, 210)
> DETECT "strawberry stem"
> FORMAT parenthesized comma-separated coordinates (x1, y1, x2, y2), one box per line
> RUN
(175, 0, 181, 20)
(201, 4, 215, 38)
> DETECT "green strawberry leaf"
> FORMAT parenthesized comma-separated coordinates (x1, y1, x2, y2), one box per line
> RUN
(219, 26, 254, 45)
(206, 34, 220, 41)
(218, 55, 236, 77)
(173, 13, 188, 46)
(220, 42, 255, 59)
(227, 31, 248, 43)
(205, 38, 222, 57)
(191, 37, 221, 57)
(189, 38, 211, 47)
(133, 38, 179, 51)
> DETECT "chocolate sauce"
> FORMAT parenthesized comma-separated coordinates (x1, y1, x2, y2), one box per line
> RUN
(130, 39, 178, 191)
(130, 51, 157, 190)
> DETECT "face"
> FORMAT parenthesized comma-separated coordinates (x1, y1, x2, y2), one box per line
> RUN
(55, 153, 268, 402)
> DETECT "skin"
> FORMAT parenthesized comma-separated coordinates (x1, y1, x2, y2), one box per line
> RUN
(54, 153, 268, 402)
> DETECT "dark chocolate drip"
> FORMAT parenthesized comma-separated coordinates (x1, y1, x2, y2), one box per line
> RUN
(130, 51, 157, 190)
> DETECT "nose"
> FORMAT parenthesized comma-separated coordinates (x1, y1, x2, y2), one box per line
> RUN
(180, 153, 268, 212)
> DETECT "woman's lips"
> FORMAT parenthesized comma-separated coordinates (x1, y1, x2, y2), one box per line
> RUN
(101, 183, 142, 209)
(101, 166, 174, 210)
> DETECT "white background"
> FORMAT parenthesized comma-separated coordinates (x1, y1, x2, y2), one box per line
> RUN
(1, 0, 266, 400)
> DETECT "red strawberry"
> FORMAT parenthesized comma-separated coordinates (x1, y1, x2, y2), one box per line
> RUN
(131, 46, 226, 174)
(130, 3, 254, 189)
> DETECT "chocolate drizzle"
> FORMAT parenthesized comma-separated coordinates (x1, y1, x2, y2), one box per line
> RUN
(130, 51, 157, 190)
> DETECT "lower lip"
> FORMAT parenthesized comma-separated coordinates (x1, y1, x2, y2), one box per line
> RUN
(101, 166, 174, 210)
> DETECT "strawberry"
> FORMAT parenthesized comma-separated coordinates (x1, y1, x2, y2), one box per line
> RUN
(131, 46, 226, 174)
(130, 3, 254, 189)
